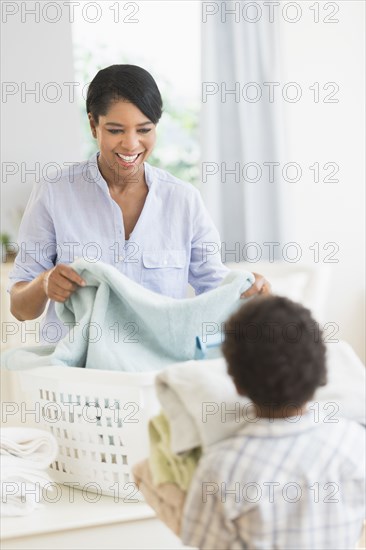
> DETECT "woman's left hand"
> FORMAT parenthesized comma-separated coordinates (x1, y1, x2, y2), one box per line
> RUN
(240, 272, 272, 299)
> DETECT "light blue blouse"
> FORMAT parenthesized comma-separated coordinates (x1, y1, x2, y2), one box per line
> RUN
(9, 152, 230, 342)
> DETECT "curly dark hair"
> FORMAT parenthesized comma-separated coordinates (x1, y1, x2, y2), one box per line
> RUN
(222, 296, 327, 408)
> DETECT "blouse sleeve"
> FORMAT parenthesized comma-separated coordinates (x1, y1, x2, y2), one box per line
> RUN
(8, 179, 57, 291)
(188, 189, 230, 295)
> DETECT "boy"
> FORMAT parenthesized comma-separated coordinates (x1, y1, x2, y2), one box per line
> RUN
(181, 296, 365, 549)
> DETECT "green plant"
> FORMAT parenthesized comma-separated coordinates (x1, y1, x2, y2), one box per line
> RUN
(0, 233, 10, 247)
(1, 232, 17, 263)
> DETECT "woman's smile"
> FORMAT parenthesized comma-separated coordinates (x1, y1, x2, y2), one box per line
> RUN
(115, 151, 144, 168)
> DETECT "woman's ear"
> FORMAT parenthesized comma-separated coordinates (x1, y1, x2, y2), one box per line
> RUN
(88, 113, 97, 139)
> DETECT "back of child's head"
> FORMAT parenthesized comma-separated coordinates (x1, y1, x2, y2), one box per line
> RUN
(222, 295, 327, 409)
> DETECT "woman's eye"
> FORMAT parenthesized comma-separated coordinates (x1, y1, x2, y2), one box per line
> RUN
(107, 129, 151, 135)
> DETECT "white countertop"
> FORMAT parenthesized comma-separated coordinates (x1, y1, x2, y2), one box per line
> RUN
(1, 485, 191, 550)
(1, 485, 155, 541)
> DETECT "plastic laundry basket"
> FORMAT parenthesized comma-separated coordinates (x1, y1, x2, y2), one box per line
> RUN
(16, 365, 160, 500)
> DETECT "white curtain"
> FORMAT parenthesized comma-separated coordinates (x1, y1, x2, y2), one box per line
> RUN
(200, 5, 285, 261)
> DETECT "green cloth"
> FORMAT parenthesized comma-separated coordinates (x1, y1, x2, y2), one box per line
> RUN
(2, 259, 254, 372)
(149, 412, 201, 491)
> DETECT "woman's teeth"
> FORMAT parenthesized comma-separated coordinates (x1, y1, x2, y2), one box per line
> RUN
(117, 153, 139, 163)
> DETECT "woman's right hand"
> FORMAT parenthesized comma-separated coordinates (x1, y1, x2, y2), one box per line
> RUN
(43, 264, 86, 302)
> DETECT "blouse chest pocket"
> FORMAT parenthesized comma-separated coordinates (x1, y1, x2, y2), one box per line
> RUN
(141, 250, 187, 297)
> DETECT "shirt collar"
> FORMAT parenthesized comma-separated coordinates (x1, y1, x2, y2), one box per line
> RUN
(238, 409, 322, 438)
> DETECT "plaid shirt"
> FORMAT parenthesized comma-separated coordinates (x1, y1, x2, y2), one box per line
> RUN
(181, 411, 365, 549)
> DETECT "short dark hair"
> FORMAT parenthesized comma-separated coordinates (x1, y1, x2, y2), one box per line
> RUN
(86, 64, 163, 124)
(222, 296, 327, 408)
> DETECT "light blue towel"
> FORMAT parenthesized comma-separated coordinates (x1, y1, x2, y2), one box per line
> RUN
(2, 259, 254, 372)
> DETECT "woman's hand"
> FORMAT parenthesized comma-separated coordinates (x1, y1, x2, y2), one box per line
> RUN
(43, 264, 86, 303)
(240, 272, 271, 299)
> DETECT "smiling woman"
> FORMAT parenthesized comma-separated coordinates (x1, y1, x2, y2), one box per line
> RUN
(8, 64, 269, 344)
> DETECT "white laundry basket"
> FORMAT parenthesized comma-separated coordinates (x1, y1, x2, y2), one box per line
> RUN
(15, 365, 160, 500)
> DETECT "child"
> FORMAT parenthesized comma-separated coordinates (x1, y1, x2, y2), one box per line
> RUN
(181, 296, 365, 549)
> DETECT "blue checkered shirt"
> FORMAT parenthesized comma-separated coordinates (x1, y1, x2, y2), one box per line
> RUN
(181, 411, 365, 549)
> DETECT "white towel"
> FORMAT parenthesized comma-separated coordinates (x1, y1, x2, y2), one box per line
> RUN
(1, 427, 58, 469)
(0, 428, 58, 516)
(155, 340, 366, 454)
(156, 357, 250, 454)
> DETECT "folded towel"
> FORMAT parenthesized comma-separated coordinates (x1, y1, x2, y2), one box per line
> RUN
(133, 459, 186, 536)
(156, 357, 250, 454)
(155, 341, 366, 454)
(0, 455, 56, 516)
(2, 260, 254, 372)
(0, 427, 59, 470)
(0, 428, 58, 517)
(149, 412, 201, 491)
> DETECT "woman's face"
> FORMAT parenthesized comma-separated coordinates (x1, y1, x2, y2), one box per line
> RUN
(88, 99, 157, 184)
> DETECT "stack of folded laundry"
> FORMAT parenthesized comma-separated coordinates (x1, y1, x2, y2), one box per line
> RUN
(0, 427, 58, 516)
(133, 356, 251, 535)
(133, 411, 203, 535)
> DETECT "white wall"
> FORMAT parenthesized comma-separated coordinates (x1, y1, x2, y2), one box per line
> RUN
(1, 10, 82, 239)
(278, 1, 365, 361)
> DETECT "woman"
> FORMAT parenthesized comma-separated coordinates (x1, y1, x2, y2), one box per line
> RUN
(9, 65, 270, 342)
